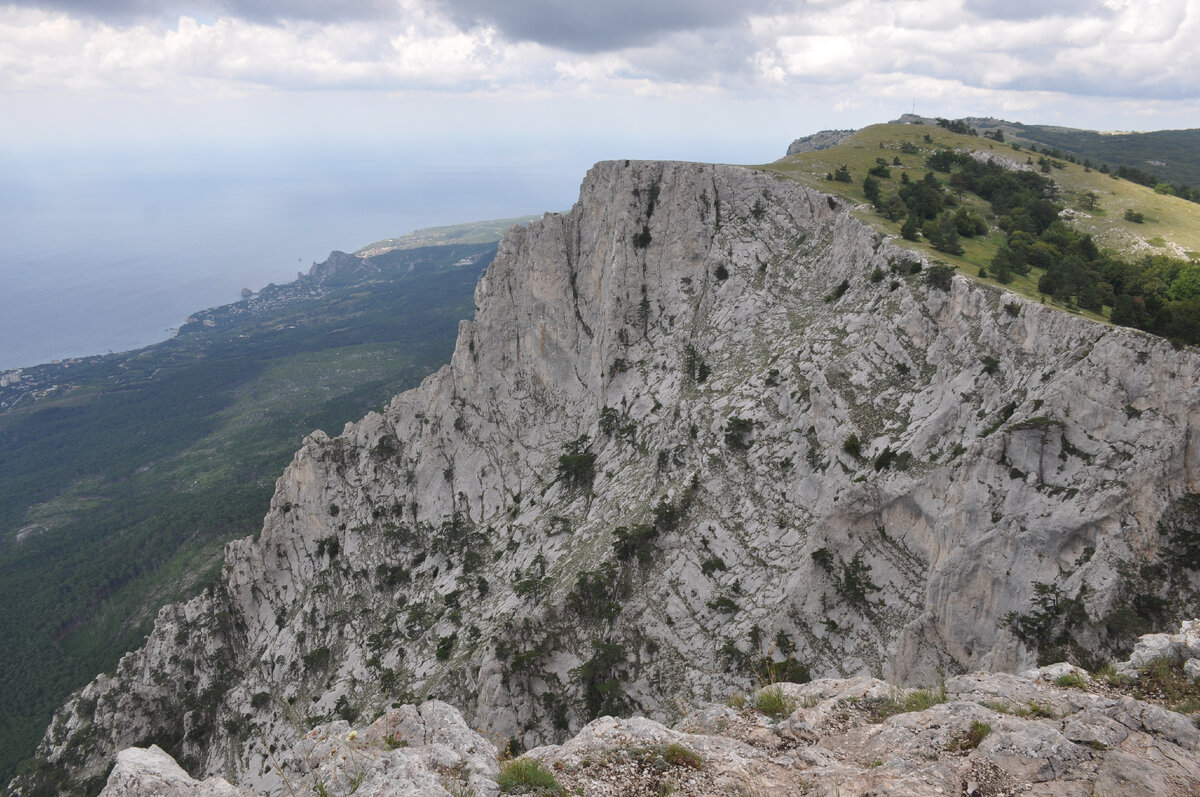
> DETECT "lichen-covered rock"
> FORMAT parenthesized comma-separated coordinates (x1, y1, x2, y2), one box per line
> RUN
(15, 159, 1200, 795)
(270, 702, 500, 797)
(100, 702, 499, 797)
(528, 664, 1200, 796)
(100, 746, 252, 797)
(785, 129, 856, 155)
(97, 637, 1200, 796)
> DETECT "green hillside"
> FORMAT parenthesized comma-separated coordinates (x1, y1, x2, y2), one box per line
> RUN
(761, 123, 1200, 340)
(1014, 124, 1200, 187)
(0, 239, 499, 783)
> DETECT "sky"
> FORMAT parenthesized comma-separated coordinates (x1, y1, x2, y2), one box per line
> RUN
(4, 0, 1200, 161)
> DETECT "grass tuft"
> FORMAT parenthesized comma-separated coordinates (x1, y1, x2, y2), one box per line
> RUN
(964, 720, 992, 749)
(946, 719, 992, 752)
(1054, 671, 1088, 689)
(633, 743, 705, 770)
(1135, 656, 1200, 713)
(862, 685, 948, 722)
(497, 758, 565, 795)
(754, 685, 797, 719)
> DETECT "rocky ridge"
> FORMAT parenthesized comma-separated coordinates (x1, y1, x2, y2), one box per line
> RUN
(784, 129, 856, 156)
(99, 623, 1200, 796)
(14, 158, 1200, 795)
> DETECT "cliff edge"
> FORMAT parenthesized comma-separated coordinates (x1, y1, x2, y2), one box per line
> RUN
(99, 622, 1200, 796)
(15, 159, 1200, 795)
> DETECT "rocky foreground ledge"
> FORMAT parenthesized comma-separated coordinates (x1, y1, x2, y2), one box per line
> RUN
(100, 624, 1200, 797)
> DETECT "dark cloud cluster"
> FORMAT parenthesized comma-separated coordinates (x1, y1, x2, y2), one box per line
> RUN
(963, 0, 1106, 21)
(8, 0, 1197, 110)
(16, 0, 788, 52)
(430, 0, 780, 52)
(11, 0, 782, 50)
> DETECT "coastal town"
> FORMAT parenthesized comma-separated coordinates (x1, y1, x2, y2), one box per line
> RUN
(0, 360, 98, 411)
(0, 260, 341, 413)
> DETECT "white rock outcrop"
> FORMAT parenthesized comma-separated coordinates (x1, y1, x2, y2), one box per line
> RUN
(1118, 619, 1200, 674)
(100, 637, 1200, 796)
(16, 159, 1200, 794)
(100, 746, 251, 797)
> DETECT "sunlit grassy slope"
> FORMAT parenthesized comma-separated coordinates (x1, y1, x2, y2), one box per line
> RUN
(759, 123, 1200, 321)
(357, 215, 541, 257)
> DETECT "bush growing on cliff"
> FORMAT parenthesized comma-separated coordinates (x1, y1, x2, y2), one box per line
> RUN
(925, 263, 956, 291)
(1004, 581, 1090, 665)
(567, 564, 625, 622)
(315, 536, 340, 559)
(613, 524, 658, 565)
(572, 640, 631, 721)
(633, 225, 652, 248)
(683, 344, 710, 383)
(724, 417, 754, 449)
(873, 446, 896, 471)
(557, 453, 595, 489)
(811, 547, 834, 573)
(753, 655, 810, 686)
(842, 434, 862, 458)
(837, 552, 880, 609)
(707, 595, 739, 613)
(435, 634, 456, 660)
(825, 279, 851, 302)
(302, 646, 332, 673)
(557, 435, 596, 490)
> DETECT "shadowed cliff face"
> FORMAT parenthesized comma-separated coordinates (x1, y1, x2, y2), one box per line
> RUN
(16, 160, 1200, 795)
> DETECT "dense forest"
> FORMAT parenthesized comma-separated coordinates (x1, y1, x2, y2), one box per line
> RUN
(862, 149, 1200, 345)
(1013, 124, 1200, 188)
(930, 118, 1200, 206)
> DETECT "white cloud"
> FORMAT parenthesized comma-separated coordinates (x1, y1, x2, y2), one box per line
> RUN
(0, 6, 543, 93)
(754, 0, 1200, 101)
(1, 0, 1198, 146)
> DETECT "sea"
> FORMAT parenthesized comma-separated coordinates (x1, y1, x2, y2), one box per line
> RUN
(0, 136, 780, 372)
(0, 141, 581, 371)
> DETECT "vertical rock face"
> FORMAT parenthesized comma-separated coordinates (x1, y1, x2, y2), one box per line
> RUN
(15, 160, 1200, 795)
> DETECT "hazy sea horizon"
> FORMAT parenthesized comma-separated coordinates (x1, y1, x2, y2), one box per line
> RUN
(0, 142, 586, 371)
(0, 135, 785, 372)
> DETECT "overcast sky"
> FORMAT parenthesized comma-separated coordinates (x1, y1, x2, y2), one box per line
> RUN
(2, 0, 1198, 164)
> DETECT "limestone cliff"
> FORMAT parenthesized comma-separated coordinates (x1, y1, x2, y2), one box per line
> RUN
(14, 159, 1200, 795)
(95, 623, 1200, 797)
(784, 129, 855, 155)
